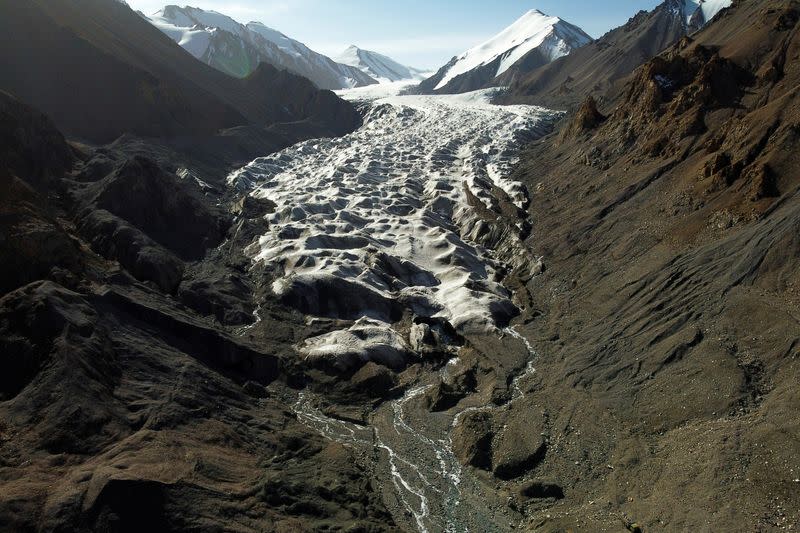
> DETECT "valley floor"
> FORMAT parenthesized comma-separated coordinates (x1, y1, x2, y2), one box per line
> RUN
(227, 88, 559, 532)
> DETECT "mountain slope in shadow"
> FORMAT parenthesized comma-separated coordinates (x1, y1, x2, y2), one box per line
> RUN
(0, 0, 361, 145)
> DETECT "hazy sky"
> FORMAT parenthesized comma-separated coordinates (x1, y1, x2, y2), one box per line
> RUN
(126, 1, 663, 69)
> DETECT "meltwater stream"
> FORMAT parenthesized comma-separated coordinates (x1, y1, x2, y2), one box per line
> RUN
(230, 88, 555, 531)
(293, 325, 538, 533)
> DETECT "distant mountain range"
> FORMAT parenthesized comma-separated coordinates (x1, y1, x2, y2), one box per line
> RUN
(0, 0, 361, 171)
(499, 0, 733, 107)
(335, 45, 427, 83)
(146, 5, 378, 90)
(412, 1, 731, 99)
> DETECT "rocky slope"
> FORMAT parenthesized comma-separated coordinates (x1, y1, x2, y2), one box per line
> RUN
(499, 0, 732, 109)
(413, 9, 592, 95)
(495, 0, 800, 529)
(148, 6, 378, 89)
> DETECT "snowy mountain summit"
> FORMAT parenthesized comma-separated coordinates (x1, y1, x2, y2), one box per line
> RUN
(672, 0, 732, 30)
(335, 46, 426, 83)
(415, 9, 592, 94)
(147, 5, 377, 89)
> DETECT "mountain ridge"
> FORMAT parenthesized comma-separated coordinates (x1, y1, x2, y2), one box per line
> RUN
(501, 1, 800, 526)
(499, 0, 732, 108)
(335, 45, 427, 83)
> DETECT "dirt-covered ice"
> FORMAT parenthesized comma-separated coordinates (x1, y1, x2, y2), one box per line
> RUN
(228, 89, 557, 367)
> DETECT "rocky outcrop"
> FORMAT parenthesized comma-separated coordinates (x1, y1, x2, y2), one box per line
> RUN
(350, 362, 399, 398)
(559, 96, 606, 140)
(491, 412, 548, 480)
(76, 209, 185, 293)
(450, 403, 548, 480)
(78, 156, 230, 261)
(71, 155, 232, 293)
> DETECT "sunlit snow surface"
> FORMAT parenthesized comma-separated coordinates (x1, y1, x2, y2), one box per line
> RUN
(334, 79, 424, 101)
(228, 89, 557, 365)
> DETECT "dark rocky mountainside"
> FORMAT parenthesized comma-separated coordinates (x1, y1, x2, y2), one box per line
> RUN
(2, 0, 798, 531)
(494, 0, 800, 529)
(0, 0, 361, 166)
(499, 0, 718, 109)
(0, 89, 397, 532)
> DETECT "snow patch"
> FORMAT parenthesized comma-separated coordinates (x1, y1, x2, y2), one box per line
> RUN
(300, 318, 411, 371)
(336, 79, 427, 100)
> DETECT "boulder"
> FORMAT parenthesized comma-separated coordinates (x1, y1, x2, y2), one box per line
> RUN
(350, 362, 398, 397)
(492, 409, 548, 480)
(451, 410, 493, 470)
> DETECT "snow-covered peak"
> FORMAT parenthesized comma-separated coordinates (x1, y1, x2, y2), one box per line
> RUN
(155, 6, 313, 59)
(434, 9, 591, 91)
(670, 0, 732, 28)
(336, 45, 426, 83)
(156, 5, 241, 35)
(688, 0, 732, 24)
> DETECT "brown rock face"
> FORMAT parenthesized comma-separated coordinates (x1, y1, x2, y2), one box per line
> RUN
(451, 411, 494, 470)
(350, 362, 398, 398)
